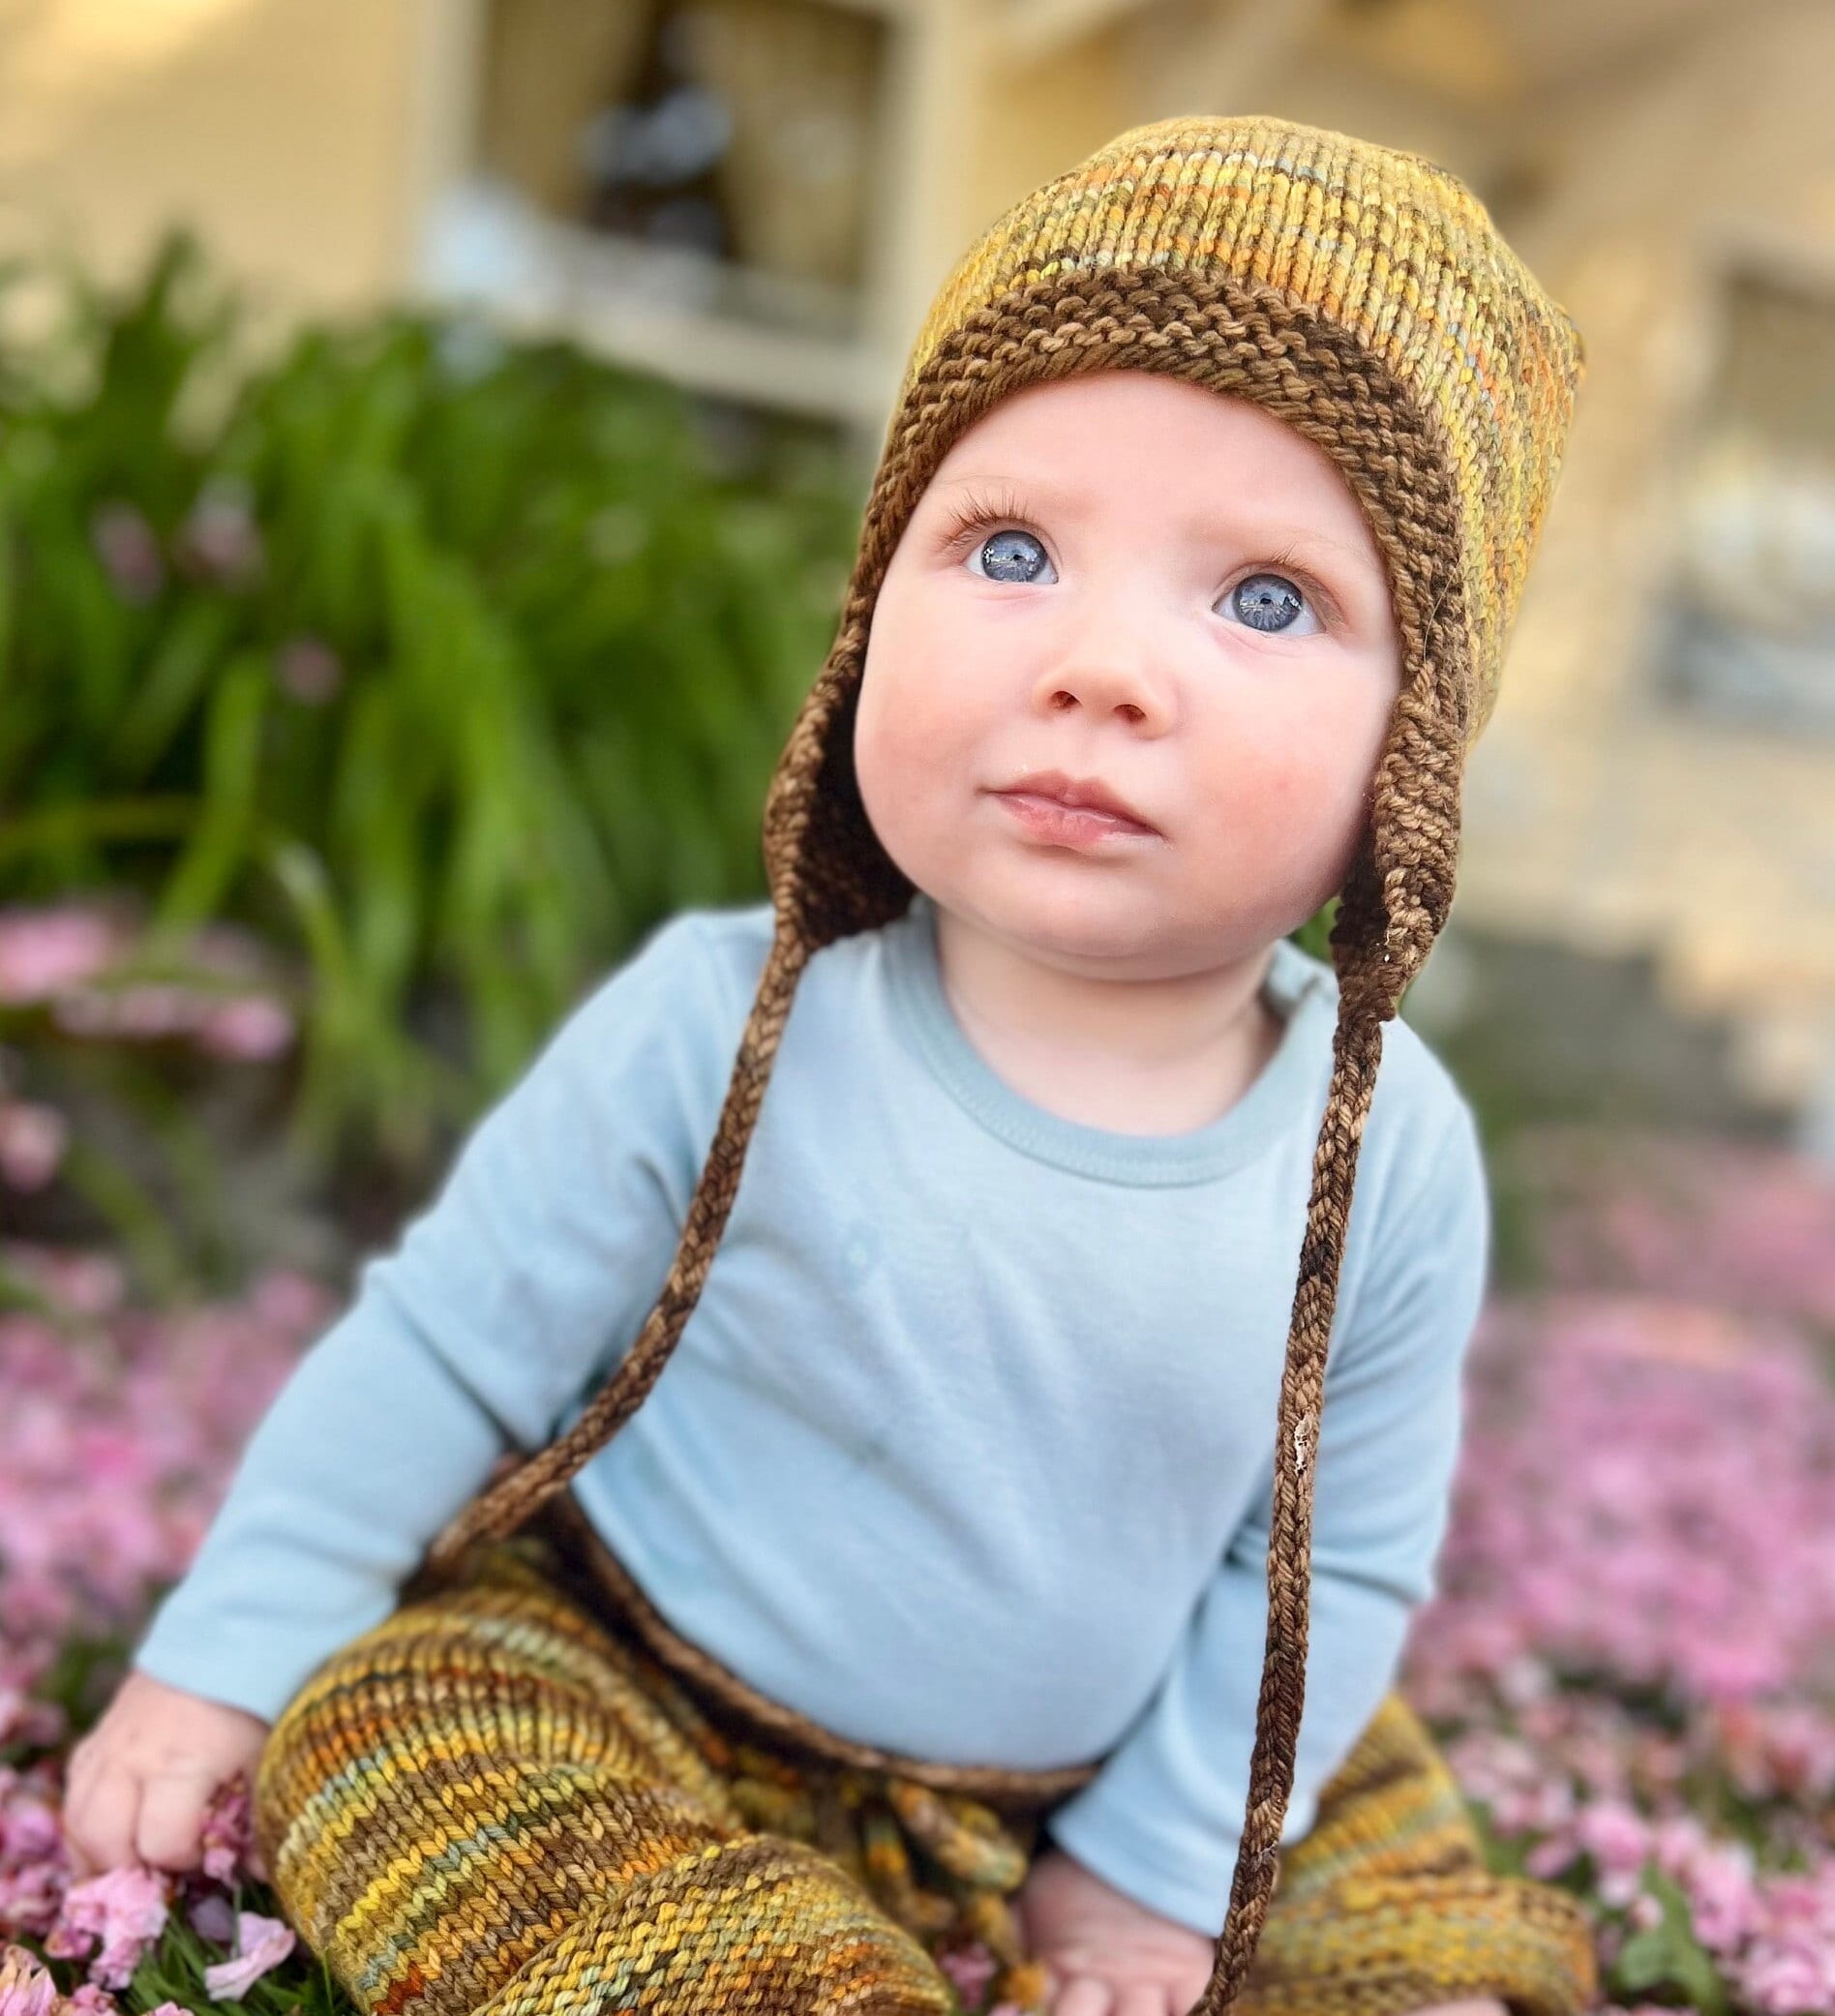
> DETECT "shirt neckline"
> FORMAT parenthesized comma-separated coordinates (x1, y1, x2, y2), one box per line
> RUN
(884, 891, 1335, 1187)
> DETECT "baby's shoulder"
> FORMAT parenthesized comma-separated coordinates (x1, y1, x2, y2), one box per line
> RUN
(526, 902, 777, 1170)
(671, 898, 777, 1005)
(542, 899, 770, 1084)
(661, 899, 900, 1033)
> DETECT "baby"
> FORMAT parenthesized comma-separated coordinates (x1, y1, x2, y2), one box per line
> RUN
(61, 115, 1588, 2016)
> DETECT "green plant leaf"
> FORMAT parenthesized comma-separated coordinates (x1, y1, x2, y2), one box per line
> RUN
(152, 651, 271, 939)
(1609, 1866, 1731, 2015)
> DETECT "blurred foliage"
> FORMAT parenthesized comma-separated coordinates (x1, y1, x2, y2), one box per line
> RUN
(0, 226, 1393, 1287)
(0, 227, 862, 1174)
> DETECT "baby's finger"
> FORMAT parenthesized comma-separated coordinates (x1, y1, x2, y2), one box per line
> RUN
(1054, 1974, 1115, 2016)
(63, 1733, 99, 1790)
(1175, 1969, 1213, 2016)
(63, 1769, 141, 1880)
(1116, 1985, 1167, 2016)
(135, 1773, 209, 1873)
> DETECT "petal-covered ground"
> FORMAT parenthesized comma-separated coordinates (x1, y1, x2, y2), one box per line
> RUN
(3, 990, 1834, 2015)
(1405, 1289, 1835, 2014)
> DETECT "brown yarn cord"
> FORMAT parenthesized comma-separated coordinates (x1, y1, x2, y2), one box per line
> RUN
(423, 916, 815, 1568)
(421, 270, 1472, 2013)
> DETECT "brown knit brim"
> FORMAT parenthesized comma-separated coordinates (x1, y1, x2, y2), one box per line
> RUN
(427, 267, 1474, 2015)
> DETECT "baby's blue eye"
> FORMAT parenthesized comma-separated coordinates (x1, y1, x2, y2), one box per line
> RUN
(968, 528, 1055, 585)
(963, 533, 1323, 636)
(1221, 572, 1319, 636)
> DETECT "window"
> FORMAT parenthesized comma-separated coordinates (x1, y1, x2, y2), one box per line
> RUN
(419, 0, 898, 423)
(1657, 258, 1835, 735)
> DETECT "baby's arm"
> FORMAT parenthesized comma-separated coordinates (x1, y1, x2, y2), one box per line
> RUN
(64, 912, 722, 1874)
(1033, 1101, 1490, 1968)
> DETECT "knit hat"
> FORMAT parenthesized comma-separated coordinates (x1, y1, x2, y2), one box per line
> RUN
(427, 113, 1585, 2009)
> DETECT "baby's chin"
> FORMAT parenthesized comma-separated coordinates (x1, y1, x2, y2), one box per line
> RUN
(923, 870, 1254, 979)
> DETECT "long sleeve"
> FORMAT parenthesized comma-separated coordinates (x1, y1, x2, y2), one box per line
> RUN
(131, 911, 723, 1725)
(1041, 1099, 1492, 1939)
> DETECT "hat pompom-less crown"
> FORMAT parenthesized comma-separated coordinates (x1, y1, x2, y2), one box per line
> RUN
(429, 115, 1585, 2011)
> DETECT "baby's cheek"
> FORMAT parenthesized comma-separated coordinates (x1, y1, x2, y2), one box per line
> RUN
(1184, 744, 1368, 930)
(859, 638, 992, 804)
(1218, 737, 1367, 859)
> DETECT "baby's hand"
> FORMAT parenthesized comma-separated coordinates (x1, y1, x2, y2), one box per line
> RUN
(61, 1668, 271, 1880)
(1014, 1846, 1215, 2016)
(1013, 1848, 1508, 2016)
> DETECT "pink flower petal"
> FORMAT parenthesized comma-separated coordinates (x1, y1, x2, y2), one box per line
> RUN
(201, 1912, 294, 2001)
(0, 1944, 61, 2016)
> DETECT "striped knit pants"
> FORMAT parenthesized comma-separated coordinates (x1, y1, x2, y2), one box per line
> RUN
(252, 1521, 1598, 2016)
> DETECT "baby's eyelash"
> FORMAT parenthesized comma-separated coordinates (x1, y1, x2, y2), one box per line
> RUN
(938, 496, 1343, 629)
(937, 484, 1037, 551)
(1248, 544, 1341, 628)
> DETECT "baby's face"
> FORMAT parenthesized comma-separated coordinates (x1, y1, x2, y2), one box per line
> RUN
(854, 373, 1403, 977)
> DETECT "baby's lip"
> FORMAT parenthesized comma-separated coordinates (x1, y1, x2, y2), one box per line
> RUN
(993, 768, 1159, 833)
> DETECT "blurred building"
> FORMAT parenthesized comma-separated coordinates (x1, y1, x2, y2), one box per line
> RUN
(4, 0, 1834, 1146)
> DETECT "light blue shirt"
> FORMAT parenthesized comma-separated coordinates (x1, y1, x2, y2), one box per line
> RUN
(134, 890, 1490, 1939)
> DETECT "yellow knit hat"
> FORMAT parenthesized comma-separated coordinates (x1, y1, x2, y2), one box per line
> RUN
(904, 112, 1584, 751)
(430, 113, 1587, 2013)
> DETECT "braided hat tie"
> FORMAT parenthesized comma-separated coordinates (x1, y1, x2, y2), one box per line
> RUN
(428, 113, 1585, 2012)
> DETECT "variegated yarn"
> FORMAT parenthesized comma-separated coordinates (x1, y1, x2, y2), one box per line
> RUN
(256, 1496, 1600, 2016)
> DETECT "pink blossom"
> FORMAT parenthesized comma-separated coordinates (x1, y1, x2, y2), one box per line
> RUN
(1738, 1946, 1835, 2016)
(0, 1945, 60, 2016)
(0, 1693, 64, 1754)
(0, 1261, 315, 1735)
(175, 481, 263, 587)
(44, 1867, 169, 1989)
(0, 904, 294, 1066)
(1572, 1798, 1650, 1881)
(1536, 1802, 1646, 1904)
(0, 1765, 66, 1935)
(248, 1270, 334, 1334)
(0, 1104, 68, 1190)
(1624, 1892, 1664, 1933)
(1521, 1124, 1835, 1330)
(1686, 1840, 1761, 1954)
(1725, 1867, 1835, 2015)
(937, 1943, 998, 2003)
(0, 1250, 125, 1319)
(1408, 1291, 1835, 1711)
(196, 1777, 258, 1887)
(53, 985, 194, 1041)
(273, 637, 343, 706)
(88, 502, 164, 606)
(48, 982, 294, 1057)
(200, 1913, 294, 2001)
(0, 912, 125, 1005)
(195, 997, 294, 1062)
(1715, 1699, 1835, 1804)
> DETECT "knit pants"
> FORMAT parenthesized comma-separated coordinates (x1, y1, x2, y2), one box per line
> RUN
(252, 1523, 1598, 2016)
